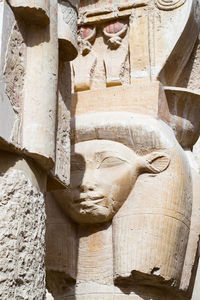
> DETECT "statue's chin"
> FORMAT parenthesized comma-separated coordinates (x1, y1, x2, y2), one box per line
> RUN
(68, 203, 114, 224)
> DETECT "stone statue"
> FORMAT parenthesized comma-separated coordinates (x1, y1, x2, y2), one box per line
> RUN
(61, 118, 171, 224)
(48, 104, 198, 299)
(45, 0, 200, 299)
(0, 0, 78, 298)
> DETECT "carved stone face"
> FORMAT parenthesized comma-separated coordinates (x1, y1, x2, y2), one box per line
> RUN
(64, 139, 170, 223)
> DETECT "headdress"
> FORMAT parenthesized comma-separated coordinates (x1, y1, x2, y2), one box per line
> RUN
(71, 81, 200, 150)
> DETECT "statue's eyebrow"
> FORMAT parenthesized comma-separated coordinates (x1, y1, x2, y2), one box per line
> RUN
(95, 151, 130, 163)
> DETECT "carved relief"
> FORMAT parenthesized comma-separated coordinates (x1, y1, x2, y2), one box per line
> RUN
(73, 18, 130, 90)
(78, 25, 96, 55)
(78, 0, 148, 24)
(103, 21, 128, 49)
(155, 0, 186, 10)
(103, 19, 130, 86)
(75, 0, 198, 86)
(72, 25, 97, 91)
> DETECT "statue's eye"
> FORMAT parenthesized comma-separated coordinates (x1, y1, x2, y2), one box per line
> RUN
(99, 157, 125, 168)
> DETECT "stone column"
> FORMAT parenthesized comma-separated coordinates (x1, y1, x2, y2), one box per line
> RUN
(0, 0, 78, 298)
(49, 0, 200, 299)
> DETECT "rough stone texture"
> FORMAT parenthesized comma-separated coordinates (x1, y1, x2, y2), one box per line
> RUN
(3, 20, 26, 147)
(0, 1, 19, 148)
(0, 168, 46, 300)
(4, 21, 25, 114)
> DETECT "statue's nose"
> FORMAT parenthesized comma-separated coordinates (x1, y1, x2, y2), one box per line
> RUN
(77, 165, 97, 192)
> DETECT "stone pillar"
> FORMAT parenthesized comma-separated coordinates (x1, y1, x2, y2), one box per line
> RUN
(48, 0, 200, 299)
(0, 0, 78, 298)
(7, 0, 50, 25)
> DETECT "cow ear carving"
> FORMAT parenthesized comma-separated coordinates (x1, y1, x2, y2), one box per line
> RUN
(144, 152, 170, 173)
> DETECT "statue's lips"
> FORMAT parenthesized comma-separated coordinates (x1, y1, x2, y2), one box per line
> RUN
(73, 193, 104, 205)
(79, 200, 104, 208)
